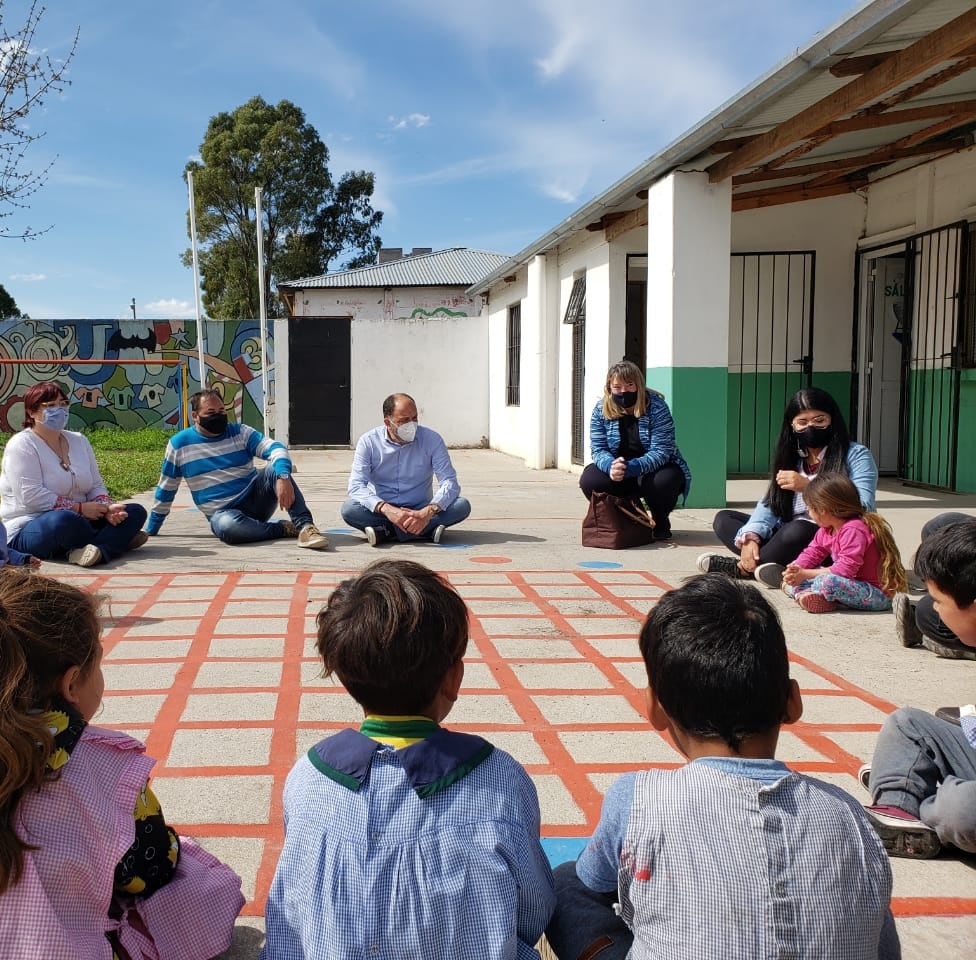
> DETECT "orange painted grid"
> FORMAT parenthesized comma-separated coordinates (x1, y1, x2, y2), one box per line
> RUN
(63, 567, 976, 920)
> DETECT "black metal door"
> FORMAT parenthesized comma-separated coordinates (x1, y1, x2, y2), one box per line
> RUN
(288, 317, 350, 445)
(728, 251, 816, 474)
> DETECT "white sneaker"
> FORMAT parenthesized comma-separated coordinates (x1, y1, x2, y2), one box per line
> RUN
(297, 524, 329, 550)
(432, 524, 446, 544)
(68, 544, 103, 567)
(364, 525, 380, 547)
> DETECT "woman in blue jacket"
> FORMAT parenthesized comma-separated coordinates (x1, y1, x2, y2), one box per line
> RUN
(581, 361, 691, 541)
(698, 386, 878, 585)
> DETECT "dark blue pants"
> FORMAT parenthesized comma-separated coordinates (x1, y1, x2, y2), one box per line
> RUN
(11, 504, 148, 563)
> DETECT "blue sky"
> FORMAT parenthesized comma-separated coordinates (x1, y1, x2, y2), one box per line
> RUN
(3, 0, 858, 320)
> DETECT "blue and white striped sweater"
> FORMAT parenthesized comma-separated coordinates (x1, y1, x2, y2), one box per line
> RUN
(147, 424, 291, 532)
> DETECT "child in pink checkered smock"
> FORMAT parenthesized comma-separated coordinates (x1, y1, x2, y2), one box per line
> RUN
(0, 570, 244, 960)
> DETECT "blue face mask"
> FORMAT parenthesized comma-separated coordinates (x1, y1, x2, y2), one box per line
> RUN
(42, 406, 69, 431)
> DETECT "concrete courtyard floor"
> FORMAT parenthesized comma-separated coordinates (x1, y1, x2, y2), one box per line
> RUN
(49, 448, 976, 958)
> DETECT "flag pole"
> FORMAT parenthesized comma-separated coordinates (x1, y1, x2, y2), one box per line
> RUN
(187, 170, 207, 390)
(255, 186, 269, 435)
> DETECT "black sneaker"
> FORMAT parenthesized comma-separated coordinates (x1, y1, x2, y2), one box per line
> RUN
(935, 706, 962, 727)
(921, 634, 976, 660)
(893, 593, 922, 647)
(653, 525, 673, 542)
(695, 553, 753, 579)
(755, 563, 785, 589)
(864, 805, 942, 859)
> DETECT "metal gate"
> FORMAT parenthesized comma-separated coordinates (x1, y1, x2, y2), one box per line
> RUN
(728, 251, 815, 473)
(288, 317, 351, 445)
(901, 223, 967, 488)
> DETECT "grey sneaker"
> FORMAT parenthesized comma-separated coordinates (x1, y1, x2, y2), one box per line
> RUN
(279, 520, 299, 538)
(755, 563, 785, 589)
(921, 634, 976, 660)
(127, 530, 149, 551)
(297, 524, 329, 550)
(935, 706, 962, 726)
(695, 552, 753, 579)
(864, 805, 942, 859)
(432, 524, 446, 544)
(67, 544, 103, 567)
(893, 593, 922, 647)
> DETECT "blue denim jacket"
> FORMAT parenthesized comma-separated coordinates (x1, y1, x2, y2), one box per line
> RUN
(735, 441, 878, 543)
(589, 392, 692, 501)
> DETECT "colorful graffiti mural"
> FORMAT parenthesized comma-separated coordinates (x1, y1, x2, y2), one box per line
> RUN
(0, 318, 272, 433)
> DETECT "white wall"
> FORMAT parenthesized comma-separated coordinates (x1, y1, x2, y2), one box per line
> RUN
(732, 193, 866, 370)
(865, 145, 976, 237)
(487, 272, 531, 461)
(288, 286, 488, 446)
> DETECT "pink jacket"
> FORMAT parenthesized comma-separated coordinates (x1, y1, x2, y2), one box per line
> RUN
(794, 517, 886, 592)
(0, 725, 243, 960)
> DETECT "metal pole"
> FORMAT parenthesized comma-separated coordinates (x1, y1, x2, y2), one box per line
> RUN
(255, 186, 269, 435)
(187, 170, 207, 390)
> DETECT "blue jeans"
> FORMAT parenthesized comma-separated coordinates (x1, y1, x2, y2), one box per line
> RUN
(210, 468, 314, 545)
(869, 707, 976, 853)
(340, 497, 471, 542)
(545, 862, 632, 960)
(10, 504, 148, 563)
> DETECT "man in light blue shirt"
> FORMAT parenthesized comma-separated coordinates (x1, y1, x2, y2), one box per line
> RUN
(341, 393, 470, 545)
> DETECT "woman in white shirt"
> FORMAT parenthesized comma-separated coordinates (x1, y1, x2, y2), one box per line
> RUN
(1, 382, 148, 567)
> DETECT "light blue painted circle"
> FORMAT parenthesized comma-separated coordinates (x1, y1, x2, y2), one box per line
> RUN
(577, 560, 623, 569)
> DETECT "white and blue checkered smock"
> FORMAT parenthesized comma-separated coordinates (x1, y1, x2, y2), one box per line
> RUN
(579, 760, 898, 960)
(261, 728, 555, 959)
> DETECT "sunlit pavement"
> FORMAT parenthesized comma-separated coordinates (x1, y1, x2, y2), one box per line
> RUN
(55, 449, 976, 957)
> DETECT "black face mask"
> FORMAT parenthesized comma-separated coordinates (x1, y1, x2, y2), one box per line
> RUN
(611, 390, 638, 408)
(796, 424, 833, 450)
(198, 412, 228, 434)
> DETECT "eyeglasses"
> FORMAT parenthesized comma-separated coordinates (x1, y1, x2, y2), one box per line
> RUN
(388, 416, 417, 426)
(792, 414, 830, 430)
(38, 399, 69, 408)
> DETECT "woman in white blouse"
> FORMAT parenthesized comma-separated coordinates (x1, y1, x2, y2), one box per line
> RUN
(1, 382, 148, 567)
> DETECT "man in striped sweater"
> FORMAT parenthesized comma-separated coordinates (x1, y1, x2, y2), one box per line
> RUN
(145, 390, 329, 549)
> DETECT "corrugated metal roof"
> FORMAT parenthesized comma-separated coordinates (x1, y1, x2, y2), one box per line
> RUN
(280, 248, 510, 289)
(469, 0, 976, 294)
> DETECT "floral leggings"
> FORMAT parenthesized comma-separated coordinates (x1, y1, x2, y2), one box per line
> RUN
(785, 573, 892, 611)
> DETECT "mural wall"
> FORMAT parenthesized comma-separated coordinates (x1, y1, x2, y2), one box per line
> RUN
(0, 318, 272, 433)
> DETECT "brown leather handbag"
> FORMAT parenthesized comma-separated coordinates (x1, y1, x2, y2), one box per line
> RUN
(581, 492, 655, 549)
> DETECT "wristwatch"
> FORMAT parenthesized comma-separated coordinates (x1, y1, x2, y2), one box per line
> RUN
(279, 472, 291, 480)
(429, 503, 442, 515)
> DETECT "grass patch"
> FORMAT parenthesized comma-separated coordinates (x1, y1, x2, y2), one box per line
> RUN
(0, 428, 169, 501)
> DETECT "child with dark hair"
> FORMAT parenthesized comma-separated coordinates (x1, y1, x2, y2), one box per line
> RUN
(261, 559, 555, 959)
(546, 575, 899, 960)
(774, 472, 907, 613)
(863, 522, 976, 858)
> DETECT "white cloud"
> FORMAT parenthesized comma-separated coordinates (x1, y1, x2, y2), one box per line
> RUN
(142, 298, 196, 319)
(10, 272, 46, 282)
(391, 112, 431, 130)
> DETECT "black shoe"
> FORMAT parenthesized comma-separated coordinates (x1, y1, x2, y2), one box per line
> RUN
(893, 593, 922, 647)
(695, 553, 753, 579)
(755, 563, 785, 589)
(653, 525, 673, 542)
(935, 706, 963, 726)
(921, 635, 976, 660)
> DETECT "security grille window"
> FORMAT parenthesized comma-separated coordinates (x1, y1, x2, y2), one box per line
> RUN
(506, 303, 521, 406)
(564, 276, 586, 325)
(566, 275, 587, 465)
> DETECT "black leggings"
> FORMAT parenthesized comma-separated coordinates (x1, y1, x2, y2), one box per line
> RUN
(712, 510, 818, 566)
(580, 463, 685, 530)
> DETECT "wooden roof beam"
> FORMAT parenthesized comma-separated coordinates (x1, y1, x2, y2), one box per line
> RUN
(707, 6, 976, 183)
(605, 206, 649, 244)
(731, 137, 969, 185)
(831, 43, 976, 77)
(732, 179, 867, 212)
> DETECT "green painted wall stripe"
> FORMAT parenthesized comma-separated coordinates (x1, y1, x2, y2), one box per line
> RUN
(646, 366, 727, 508)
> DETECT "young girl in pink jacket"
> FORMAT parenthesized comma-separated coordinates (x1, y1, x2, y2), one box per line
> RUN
(0, 570, 244, 959)
(779, 472, 907, 614)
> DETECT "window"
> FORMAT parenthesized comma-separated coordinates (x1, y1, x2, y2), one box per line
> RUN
(506, 303, 521, 406)
(563, 275, 586, 325)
